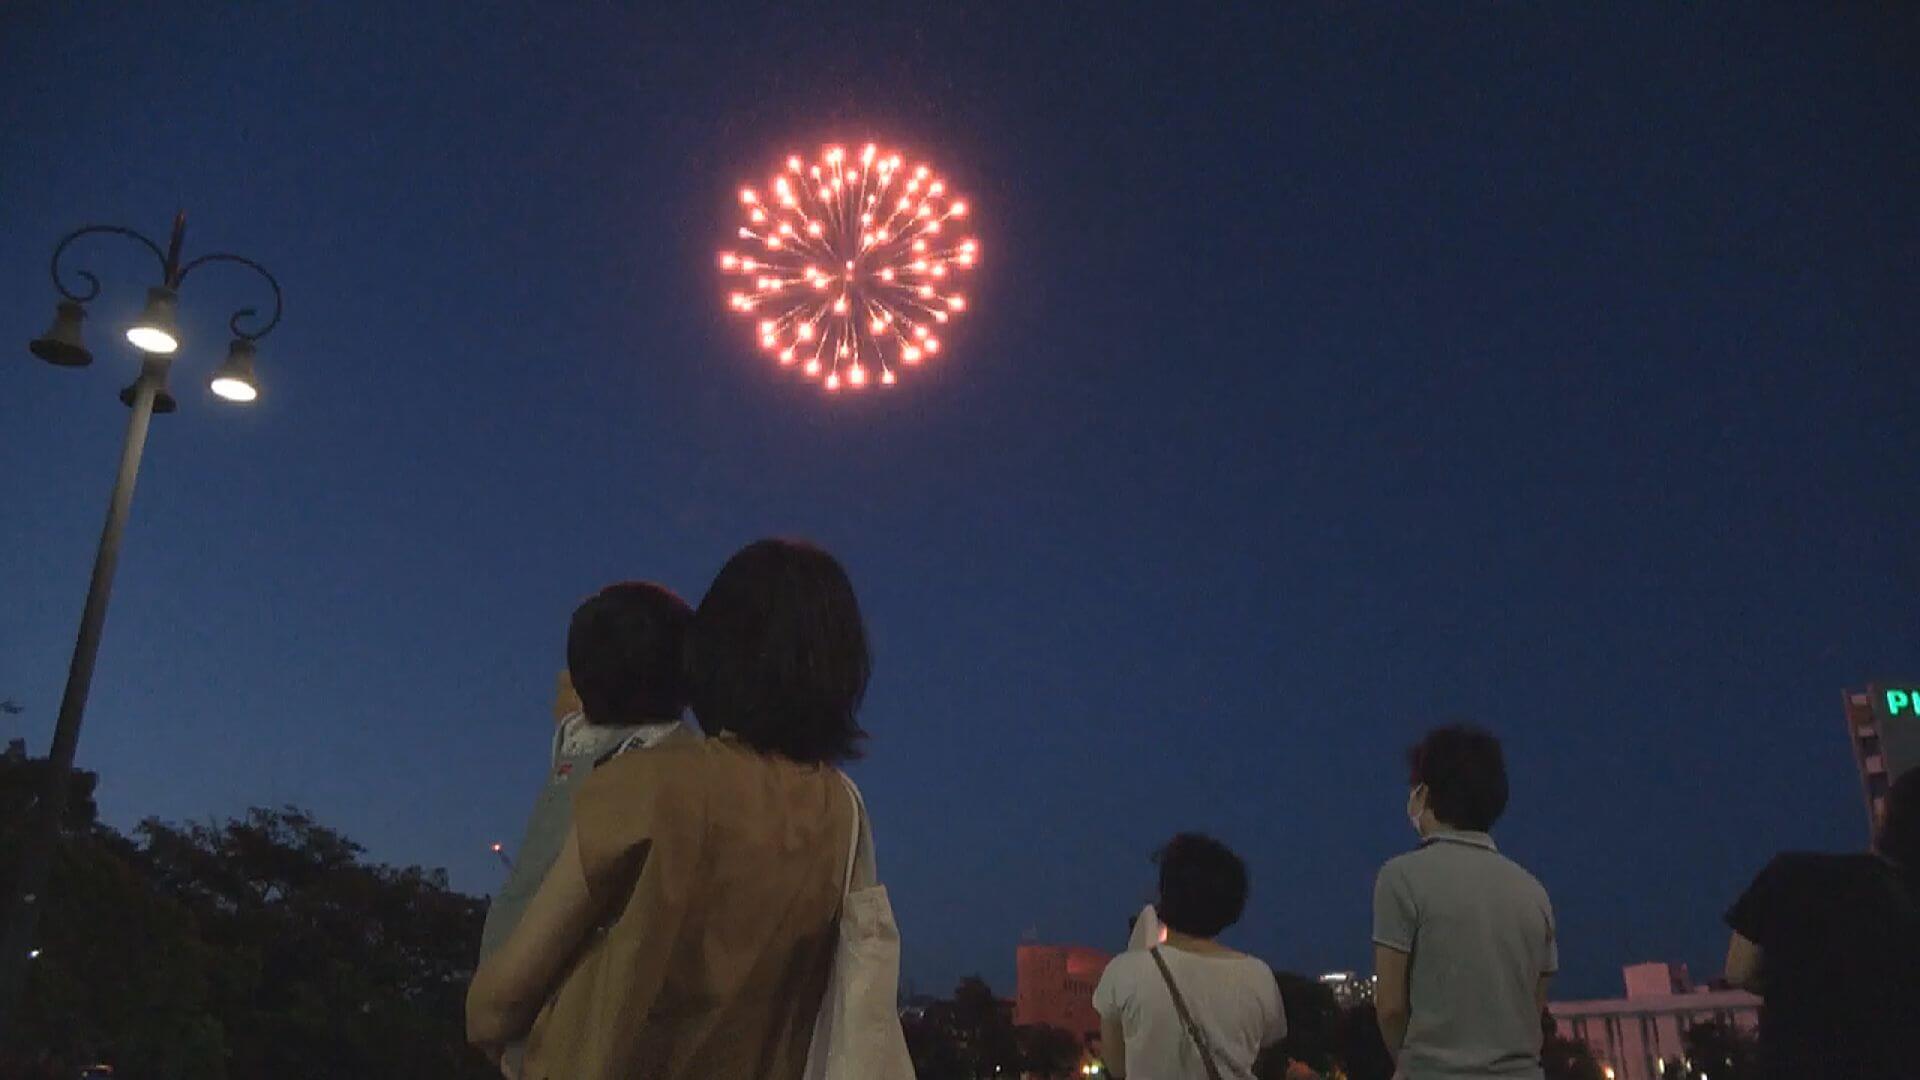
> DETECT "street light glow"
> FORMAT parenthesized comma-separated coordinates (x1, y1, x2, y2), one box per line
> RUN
(209, 377, 257, 402)
(124, 326, 179, 355)
(126, 286, 181, 355)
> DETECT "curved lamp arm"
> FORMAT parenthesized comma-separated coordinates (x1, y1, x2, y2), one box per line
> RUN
(46, 225, 169, 304)
(177, 252, 284, 341)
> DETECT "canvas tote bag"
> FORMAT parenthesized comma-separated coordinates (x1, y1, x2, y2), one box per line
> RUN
(801, 773, 915, 1080)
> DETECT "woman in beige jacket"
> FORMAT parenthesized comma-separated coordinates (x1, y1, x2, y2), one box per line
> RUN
(468, 539, 872, 1079)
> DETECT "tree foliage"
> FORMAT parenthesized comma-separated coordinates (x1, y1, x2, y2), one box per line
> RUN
(0, 755, 494, 1078)
(902, 975, 1085, 1079)
(1662, 1020, 1760, 1080)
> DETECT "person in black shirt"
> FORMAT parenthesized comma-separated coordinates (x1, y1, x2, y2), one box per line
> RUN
(1724, 767, 1920, 1080)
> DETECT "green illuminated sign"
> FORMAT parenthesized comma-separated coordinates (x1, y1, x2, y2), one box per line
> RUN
(1886, 689, 1920, 717)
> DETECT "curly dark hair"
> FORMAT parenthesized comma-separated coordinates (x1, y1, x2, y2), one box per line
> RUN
(686, 539, 869, 765)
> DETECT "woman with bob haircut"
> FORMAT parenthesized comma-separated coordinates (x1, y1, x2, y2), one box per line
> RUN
(469, 539, 876, 1079)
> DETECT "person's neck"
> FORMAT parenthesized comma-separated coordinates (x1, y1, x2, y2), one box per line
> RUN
(1163, 929, 1229, 954)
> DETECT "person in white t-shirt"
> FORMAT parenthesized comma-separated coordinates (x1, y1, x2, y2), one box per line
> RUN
(1093, 833, 1287, 1080)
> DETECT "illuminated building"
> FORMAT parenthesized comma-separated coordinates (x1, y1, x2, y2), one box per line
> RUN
(1015, 943, 1112, 1046)
(1844, 683, 1920, 839)
(1318, 971, 1376, 1007)
(1548, 963, 1759, 1080)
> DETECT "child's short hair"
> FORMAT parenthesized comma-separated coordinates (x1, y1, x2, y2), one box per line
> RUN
(566, 582, 693, 725)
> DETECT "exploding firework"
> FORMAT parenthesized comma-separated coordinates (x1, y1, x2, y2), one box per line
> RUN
(720, 143, 978, 391)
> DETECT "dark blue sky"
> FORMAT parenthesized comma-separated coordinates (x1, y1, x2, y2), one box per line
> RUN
(3, 4, 1915, 998)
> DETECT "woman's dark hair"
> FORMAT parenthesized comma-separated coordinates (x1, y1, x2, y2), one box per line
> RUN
(686, 539, 869, 765)
(1154, 832, 1249, 939)
(566, 582, 693, 725)
(1407, 724, 1510, 832)
(1880, 767, 1920, 872)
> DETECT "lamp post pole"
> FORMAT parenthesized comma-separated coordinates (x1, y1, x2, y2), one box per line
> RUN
(0, 213, 281, 1042)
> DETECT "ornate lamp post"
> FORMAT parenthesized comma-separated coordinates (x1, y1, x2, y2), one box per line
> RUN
(0, 212, 283, 1037)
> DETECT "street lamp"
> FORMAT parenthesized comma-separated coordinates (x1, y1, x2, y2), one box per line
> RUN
(0, 211, 282, 1039)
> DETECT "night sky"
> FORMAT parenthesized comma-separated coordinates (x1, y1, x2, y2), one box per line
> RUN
(3, 5, 1916, 1000)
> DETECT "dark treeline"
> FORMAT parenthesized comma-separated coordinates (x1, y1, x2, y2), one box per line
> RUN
(0, 750, 493, 1079)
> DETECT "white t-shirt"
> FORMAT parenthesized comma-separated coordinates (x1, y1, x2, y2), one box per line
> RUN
(1092, 947, 1287, 1080)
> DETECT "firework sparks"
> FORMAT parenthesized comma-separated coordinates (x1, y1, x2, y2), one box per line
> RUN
(720, 143, 979, 392)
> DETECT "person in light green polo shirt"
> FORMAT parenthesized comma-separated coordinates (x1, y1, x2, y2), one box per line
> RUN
(1372, 725, 1557, 1080)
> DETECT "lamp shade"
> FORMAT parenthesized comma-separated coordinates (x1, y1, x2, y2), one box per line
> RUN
(125, 286, 180, 355)
(29, 300, 93, 367)
(209, 338, 259, 403)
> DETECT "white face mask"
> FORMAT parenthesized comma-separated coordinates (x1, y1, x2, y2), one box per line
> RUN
(1406, 784, 1429, 836)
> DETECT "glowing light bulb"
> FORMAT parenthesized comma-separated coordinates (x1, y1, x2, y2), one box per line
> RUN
(825, 372, 842, 390)
(797, 323, 816, 342)
(779, 347, 795, 363)
(919, 285, 935, 298)
(882, 369, 897, 385)
(913, 325, 929, 338)
(925, 337, 940, 353)
(947, 295, 966, 310)
(750, 207, 766, 223)
(903, 346, 922, 362)
(879, 268, 895, 282)
(849, 364, 867, 386)
(950, 201, 968, 216)
(912, 239, 927, 253)
(870, 317, 887, 334)
(805, 358, 822, 375)
(720, 253, 738, 269)
(741, 257, 758, 271)
(833, 296, 848, 314)
(740, 189, 758, 204)
(807, 220, 824, 237)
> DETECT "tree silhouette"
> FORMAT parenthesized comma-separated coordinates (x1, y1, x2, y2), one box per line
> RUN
(0, 754, 494, 1079)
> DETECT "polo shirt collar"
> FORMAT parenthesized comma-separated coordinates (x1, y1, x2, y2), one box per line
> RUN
(1422, 829, 1497, 851)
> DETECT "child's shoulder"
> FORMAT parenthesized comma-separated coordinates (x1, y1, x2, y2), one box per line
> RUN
(594, 725, 708, 772)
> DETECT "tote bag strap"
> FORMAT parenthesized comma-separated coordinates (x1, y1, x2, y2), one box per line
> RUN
(1150, 947, 1226, 1080)
(833, 772, 869, 905)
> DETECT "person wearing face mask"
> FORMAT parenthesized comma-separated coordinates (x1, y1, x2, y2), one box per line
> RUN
(1370, 725, 1557, 1080)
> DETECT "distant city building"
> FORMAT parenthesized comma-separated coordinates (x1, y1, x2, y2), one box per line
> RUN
(1015, 943, 1112, 1046)
(1548, 963, 1760, 1080)
(1317, 971, 1376, 1008)
(1844, 683, 1920, 839)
